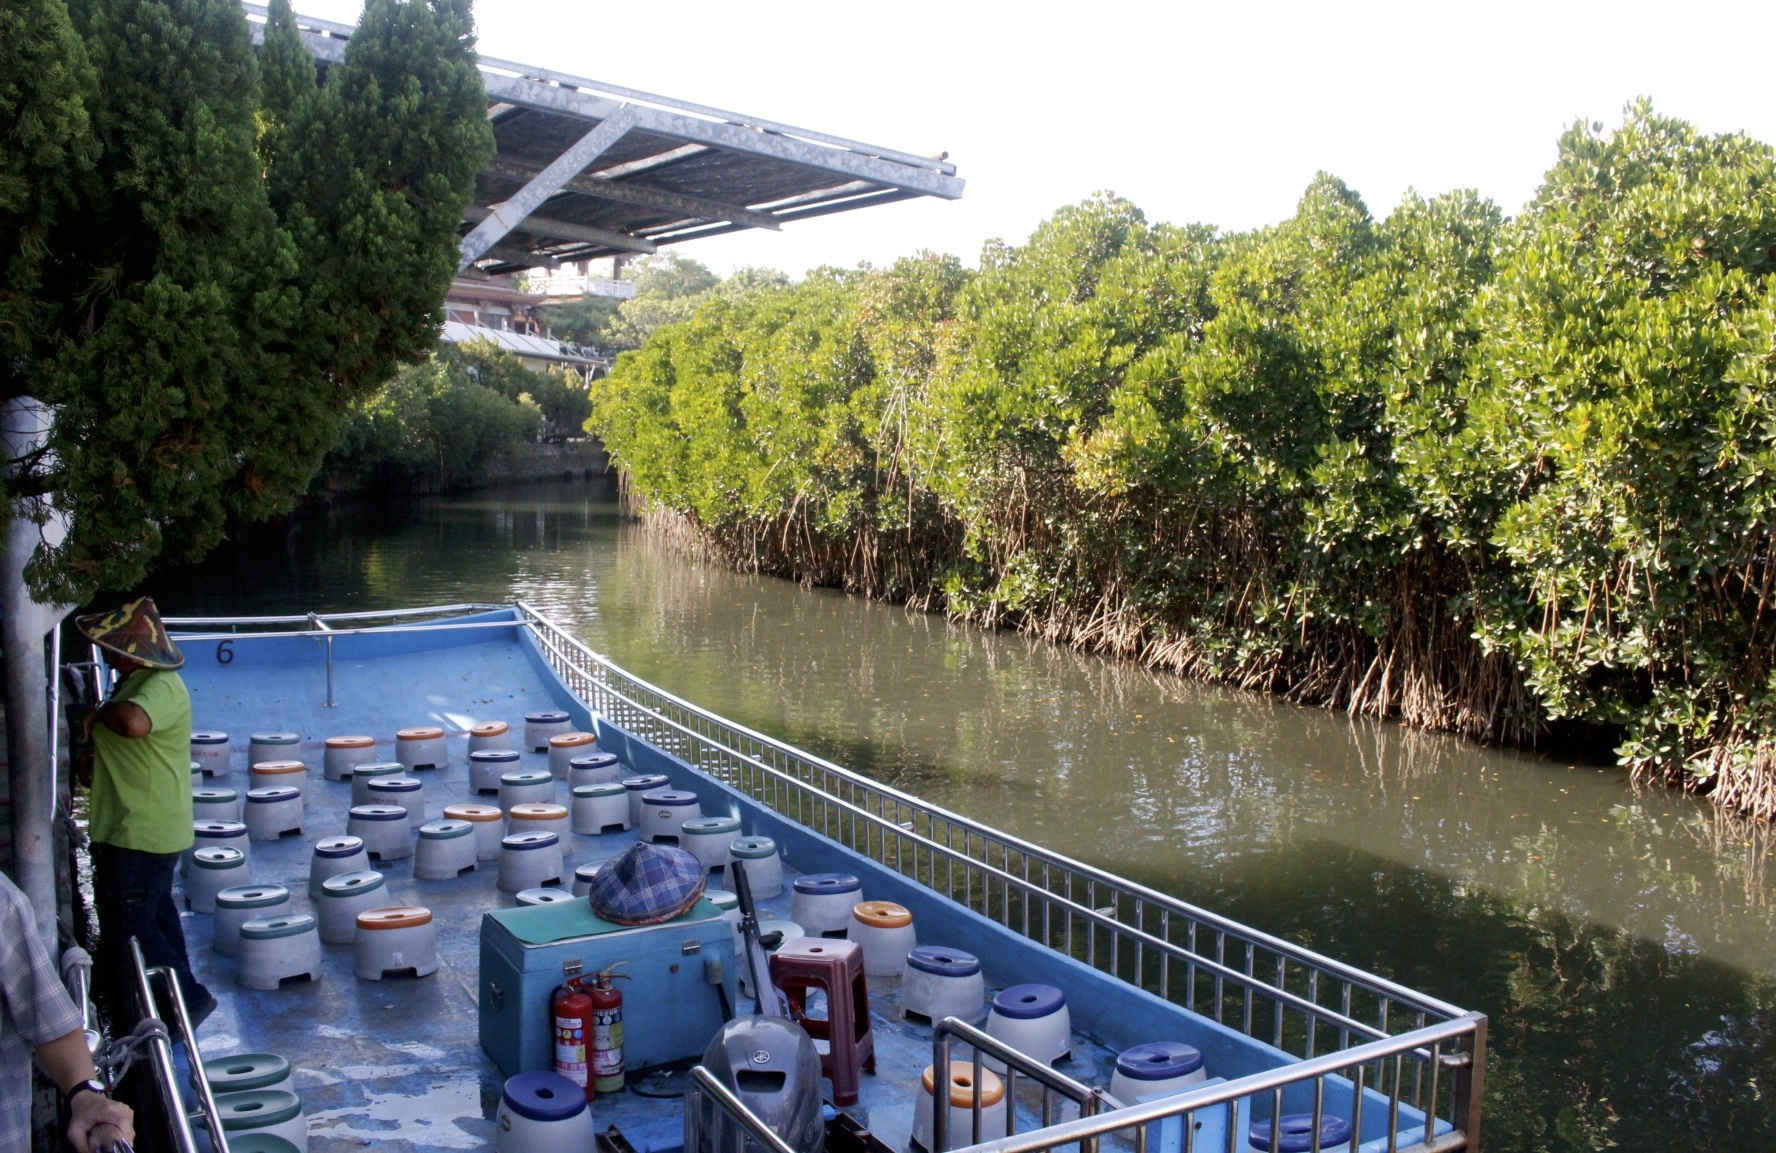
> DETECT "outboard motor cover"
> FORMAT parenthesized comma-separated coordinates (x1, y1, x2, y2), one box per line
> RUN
(687, 1016, 825, 1153)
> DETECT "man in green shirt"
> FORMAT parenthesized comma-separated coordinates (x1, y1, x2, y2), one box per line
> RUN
(76, 597, 215, 1026)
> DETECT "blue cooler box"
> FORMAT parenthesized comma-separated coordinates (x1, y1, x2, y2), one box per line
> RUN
(479, 897, 738, 1077)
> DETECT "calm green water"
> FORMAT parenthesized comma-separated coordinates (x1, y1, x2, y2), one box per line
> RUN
(146, 479, 1776, 1151)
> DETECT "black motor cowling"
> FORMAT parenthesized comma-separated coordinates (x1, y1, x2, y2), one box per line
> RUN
(686, 1015, 825, 1153)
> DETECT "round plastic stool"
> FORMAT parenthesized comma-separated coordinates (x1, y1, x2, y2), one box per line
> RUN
(227, 1136, 301, 1153)
(570, 862, 601, 897)
(204, 1052, 292, 1095)
(1248, 1115, 1352, 1153)
(186, 847, 249, 912)
(193, 787, 241, 823)
(237, 914, 322, 990)
(497, 1070, 594, 1153)
(568, 752, 621, 789)
(508, 803, 572, 854)
(500, 769, 555, 813)
(354, 906, 438, 979)
(351, 762, 407, 806)
(309, 836, 368, 898)
(317, 870, 388, 943)
(790, 873, 861, 937)
(984, 984, 1070, 1069)
(1111, 1042, 1206, 1103)
(499, 832, 564, 892)
(522, 711, 573, 753)
(214, 884, 291, 957)
(903, 947, 985, 1024)
(244, 787, 303, 841)
(190, 820, 251, 873)
(548, 731, 597, 778)
(738, 920, 805, 999)
(214, 1088, 307, 1151)
(471, 749, 521, 794)
(571, 782, 629, 834)
(638, 789, 701, 843)
(366, 775, 425, 826)
(346, 805, 411, 861)
(681, 816, 740, 872)
(248, 760, 307, 799)
(323, 735, 377, 781)
(191, 730, 231, 777)
(914, 1064, 1005, 1152)
(622, 774, 670, 828)
(192, 763, 203, 790)
(396, 726, 447, 771)
(726, 837, 781, 898)
(247, 732, 301, 770)
(851, 901, 916, 979)
(516, 887, 576, 907)
(707, 888, 743, 952)
(444, 803, 505, 860)
(469, 720, 514, 754)
(414, 819, 478, 879)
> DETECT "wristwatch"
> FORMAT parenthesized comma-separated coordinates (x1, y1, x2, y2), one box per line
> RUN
(63, 1078, 106, 1110)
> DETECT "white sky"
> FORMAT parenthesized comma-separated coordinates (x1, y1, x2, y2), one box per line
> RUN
(297, 0, 1776, 277)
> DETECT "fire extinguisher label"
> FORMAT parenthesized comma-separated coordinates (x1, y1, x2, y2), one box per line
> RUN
(592, 1006, 623, 1079)
(555, 1016, 587, 1086)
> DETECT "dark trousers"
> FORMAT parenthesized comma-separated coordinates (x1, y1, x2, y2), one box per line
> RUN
(93, 842, 211, 1025)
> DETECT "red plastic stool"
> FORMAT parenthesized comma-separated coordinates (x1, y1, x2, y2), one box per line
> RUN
(769, 936, 876, 1105)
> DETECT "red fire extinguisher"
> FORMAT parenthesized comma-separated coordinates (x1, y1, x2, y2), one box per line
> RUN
(552, 977, 594, 1099)
(589, 964, 629, 1094)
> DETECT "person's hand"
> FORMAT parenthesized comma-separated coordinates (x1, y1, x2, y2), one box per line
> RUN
(66, 1090, 133, 1153)
(80, 708, 96, 740)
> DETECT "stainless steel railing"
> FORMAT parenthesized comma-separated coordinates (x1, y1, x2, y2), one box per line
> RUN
(685, 1065, 802, 1153)
(931, 1017, 1119, 1153)
(128, 939, 230, 1153)
(516, 602, 1487, 1151)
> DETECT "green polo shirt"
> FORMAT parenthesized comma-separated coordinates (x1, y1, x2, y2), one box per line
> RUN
(89, 668, 194, 854)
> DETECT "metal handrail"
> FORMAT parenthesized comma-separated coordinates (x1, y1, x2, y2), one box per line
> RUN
(686, 1065, 800, 1153)
(932, 1018, 1114, 1153)
(168, 619, 523, 642)
(127, 940, 200, 1153)
(162, 602, 503, 626)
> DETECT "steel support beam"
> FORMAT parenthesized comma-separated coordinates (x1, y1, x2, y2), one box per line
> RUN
(459, 106, 639, 270)
(484, 157, 782, 231)
(463, 205, 657, 254)
(481, 244, 561, 270)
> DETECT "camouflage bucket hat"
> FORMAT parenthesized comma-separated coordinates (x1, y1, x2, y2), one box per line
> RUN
(75, 596, 185, 670)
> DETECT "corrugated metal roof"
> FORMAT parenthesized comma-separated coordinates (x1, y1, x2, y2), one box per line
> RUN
(441, 321, 600, 367)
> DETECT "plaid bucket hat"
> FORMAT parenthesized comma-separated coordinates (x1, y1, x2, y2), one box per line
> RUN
(75, 596, 185, 670)
(587, 841, 707, 926)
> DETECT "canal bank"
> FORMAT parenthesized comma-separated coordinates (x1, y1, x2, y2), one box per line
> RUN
(141, 478, 1776, 1152)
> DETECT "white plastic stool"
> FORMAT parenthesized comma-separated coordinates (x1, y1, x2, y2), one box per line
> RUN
(500, 769, 554, 813)
(186, 847, 249, 912)
(469, 720, 514, 754)
(354, 906, 439, 979)
(347, 804, 411, 861)
(983, 984, 1070, 1069)
(726, 837, 781, 898)
(707, 889, 743, 953)
(547, 731, 597, 778)
(414, 819, 478, 879)
(323, 735, 377, 781)
(568, 752, 621, 789)
(622, 774, 669, 828)
(570, 862, 601, 896)
(317, 870, 388, 943)
(507, 803, 572, 854)
(249, 760, 306, 799)
(191, 763, 202, 790)
(192, 787, 241, 823)
(680, 816, 740, 872)
(639, 789, 701, 843)
(497, 1071, 594, 1153)
(214, 885, 291, 957)
(244, 787, 304, 840)
(471, 749, 520, 794)
(738, 920, 804, 999)
(204, 1052, 292, 1095)
(903, 947, 985, 1024)
(1247, 1115, 1352, 1153)
(522, 710, 572, 753)
(850, 901, 917, 979)
(213, 1088, 308, 1152)
(308, 836, 368, 898)
(444, 803, 505, 861)
(351, 762, 407, 806)
(366, 775, 424, 826)
(913, 1064, 1006, 1152)
(515, 887, 576, 907)
(498, 832, 564, 892)
(238, 914, 322, 990)
(191, 730, 231, 777)
(396, 726, 447, 771)
(1110, 1042, 1206, 1104)
(191, 820, 251, 873)
(571, 783, 629, 834)
(789, 873, 861, 936)
(248, 732, 301, 770)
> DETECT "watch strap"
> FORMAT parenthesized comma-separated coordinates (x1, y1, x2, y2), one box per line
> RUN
(64, 1078, 106, 1110)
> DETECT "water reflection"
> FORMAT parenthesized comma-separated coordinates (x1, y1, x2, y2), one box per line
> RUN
(147, 480, 1776, 1151)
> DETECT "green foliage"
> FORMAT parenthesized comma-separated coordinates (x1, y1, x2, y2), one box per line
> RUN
(592, 106, 1776, 816)
(325, 353, 537, 488)
(542, 253, 773, 352)
(440, 337, 589, 440)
